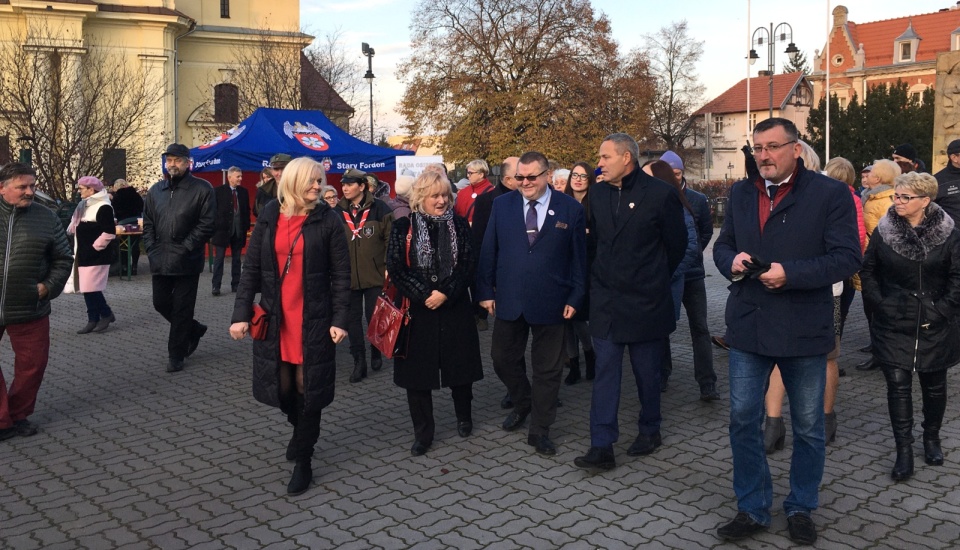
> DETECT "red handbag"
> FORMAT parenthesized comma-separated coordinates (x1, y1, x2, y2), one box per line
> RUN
(250, 304, 268, 340)
(366, 226, 412, 359)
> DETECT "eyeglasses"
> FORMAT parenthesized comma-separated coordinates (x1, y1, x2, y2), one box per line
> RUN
(752, 140, 797, 155)
(466, 171, 480, 176)
(570, 173, 589, 181)
(891, 193, 925, 203)
(514, 170, 547, 182)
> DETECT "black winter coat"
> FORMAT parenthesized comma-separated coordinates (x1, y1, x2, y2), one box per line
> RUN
(231, 201, 351, 415)
(387, 215, 483, 391)
(0, 200, 73, 325)
(861, 203, 960, 372)
(111, 186, 143, 222)
(934, 163, 960, 224)
(211, 184, 251, 248)
(143, 172, 216, 276)
(75, 201, 116, 267)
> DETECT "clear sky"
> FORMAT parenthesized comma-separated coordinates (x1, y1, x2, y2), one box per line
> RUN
(301, 0, 958, 134)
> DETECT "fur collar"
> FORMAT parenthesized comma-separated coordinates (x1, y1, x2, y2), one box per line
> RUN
(876, 202, 955, 261)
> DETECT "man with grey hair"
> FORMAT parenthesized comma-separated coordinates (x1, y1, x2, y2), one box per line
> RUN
(211, 166, 250, 296)
(574, 132, 687, 471)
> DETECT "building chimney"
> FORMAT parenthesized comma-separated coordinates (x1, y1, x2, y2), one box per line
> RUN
(833, 5, 849, 27)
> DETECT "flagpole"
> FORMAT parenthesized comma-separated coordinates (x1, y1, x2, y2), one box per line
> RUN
(825, 0, 831, 163)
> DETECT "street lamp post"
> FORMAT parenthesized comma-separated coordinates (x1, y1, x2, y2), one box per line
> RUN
(362, 42, 375, 144)
(749, 23, 800, 119)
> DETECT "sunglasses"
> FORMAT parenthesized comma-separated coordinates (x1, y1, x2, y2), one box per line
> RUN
(515, 169, 547, 182)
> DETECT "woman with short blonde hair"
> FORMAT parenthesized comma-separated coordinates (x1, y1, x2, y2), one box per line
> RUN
(410, 171, 455, 213)
(230, 156, 350, 496)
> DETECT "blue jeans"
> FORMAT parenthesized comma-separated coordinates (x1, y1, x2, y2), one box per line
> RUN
(728, 348, 826, 525)
(589, 336, 665, 448)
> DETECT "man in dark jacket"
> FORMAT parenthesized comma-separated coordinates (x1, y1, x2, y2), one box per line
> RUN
(933, 139, 960, 223)
(337, 171, 394, 383)
(254, 153, 289, 217)
(713, 118, 861, 546)
(211, 166, 251, 295)
(573, 134, 687, 472)
(143, 143, 217, 373)
(658, 151, 719, 400)
(112, 179, 145, 275)
(0, 163, 73, 441)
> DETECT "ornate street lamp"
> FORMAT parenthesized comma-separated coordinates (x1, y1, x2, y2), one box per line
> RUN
(749, 23, 800, 119)
(362, 42, 375, 144)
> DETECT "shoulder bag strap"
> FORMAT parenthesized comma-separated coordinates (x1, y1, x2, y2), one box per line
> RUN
(279, 224, 305, 285)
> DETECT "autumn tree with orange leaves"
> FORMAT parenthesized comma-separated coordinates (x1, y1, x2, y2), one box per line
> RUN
(398, 0, 656, 166)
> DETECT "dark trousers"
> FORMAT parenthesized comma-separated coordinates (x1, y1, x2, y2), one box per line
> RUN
(491, 316, 564, 437)
(82, 291, 113, 322)
(0, 316, 50, 429)
(117, 217, 141, 275)
(152, 274, 202, 360)
(591, 336, 665, 447)
(348, 287, 381, 358)
(406, 384, 473, 445)
(212, 238, 244, 291)
(662, 277, 716, 388)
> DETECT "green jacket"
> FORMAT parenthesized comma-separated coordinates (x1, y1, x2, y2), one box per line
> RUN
(336, 191, 394, 290)
(0, 199, 73, 325)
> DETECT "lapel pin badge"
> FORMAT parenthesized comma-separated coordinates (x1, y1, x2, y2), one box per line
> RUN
(547, 209, 555, 216)
(629, 202, 635, 209)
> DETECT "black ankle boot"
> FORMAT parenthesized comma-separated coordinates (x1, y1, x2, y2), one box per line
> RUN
(764, 417, 785, 454)
(923, 436, 944, 466)
(370, 347, 383, 372)
(584, 349, 596, 380)
(350, 353, 367, 383)
(287, 459, 313, 495)
(892, 446, 914, 481)
(564, 357, 581, 385)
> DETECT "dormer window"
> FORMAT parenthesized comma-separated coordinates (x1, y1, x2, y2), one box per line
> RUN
(894, 22, 920, 64)
(952, 26, 960, 51)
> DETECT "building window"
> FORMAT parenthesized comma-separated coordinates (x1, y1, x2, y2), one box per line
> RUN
(838, 96, 847, 109)
(214, 83, 239, 123)
(749, 113, 757, 132)
(713, 115, 723, 135)
(220, 0, 230, 18)
(900, 42, 911, 61)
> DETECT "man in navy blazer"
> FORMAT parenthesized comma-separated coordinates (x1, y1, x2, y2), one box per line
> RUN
(477, 151, 587, 456)
(712, 118, 861, 546)
(573, 133, 687, 472)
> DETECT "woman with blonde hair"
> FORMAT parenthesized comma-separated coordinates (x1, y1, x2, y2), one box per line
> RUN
(231, 157, 351, 495)
(861, 171, 960, 480)
(386, 170, 483, 456)
(857, 159, 901, 371)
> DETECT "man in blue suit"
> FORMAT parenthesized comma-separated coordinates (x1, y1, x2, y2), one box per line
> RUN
(713, 118, 861, 546)
(477, 151, 587, 456)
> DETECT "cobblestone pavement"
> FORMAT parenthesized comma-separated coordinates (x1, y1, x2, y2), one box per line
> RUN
(2, 236, 960, 549)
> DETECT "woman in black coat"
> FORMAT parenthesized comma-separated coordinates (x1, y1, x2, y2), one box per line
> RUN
(861, 171, 960, 482)
(230, 157, 351, 495)
(68, 176, 117, 333)
(386, 170, 483, 456)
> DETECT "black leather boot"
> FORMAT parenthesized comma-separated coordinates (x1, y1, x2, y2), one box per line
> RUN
(283, 393, 300, 461)
(584, 349, 596, 380)
(287, 397, 321, 495)
(764, 416, 785, 454)
(370, 346, 382, 372)
(920, 370, 947, 466)
(885, 367, 915, 481)
(287, 459, 313, 496)
(349, 352, 367, 383)
(564, 357, 581, 385)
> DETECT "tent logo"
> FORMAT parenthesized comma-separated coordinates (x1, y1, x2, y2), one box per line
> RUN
(199, 125, 245, 149)
(284, 121, 331, 151)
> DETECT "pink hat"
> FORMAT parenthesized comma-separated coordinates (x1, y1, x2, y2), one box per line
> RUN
(77, 176, 104, 191)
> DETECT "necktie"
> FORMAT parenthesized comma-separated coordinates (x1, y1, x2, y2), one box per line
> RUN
(232, 189, 239, 213)
(526, 201, 539, 245)
(767, 184, 779, 212)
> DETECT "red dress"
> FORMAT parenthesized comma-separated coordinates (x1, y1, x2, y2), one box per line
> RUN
(276, 215, 306, 364)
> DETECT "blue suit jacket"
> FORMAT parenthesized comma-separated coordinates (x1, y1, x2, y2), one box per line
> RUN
(476, 189, 587, 325)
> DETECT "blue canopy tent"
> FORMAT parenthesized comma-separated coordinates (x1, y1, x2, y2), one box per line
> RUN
(190, 107, 412, 176)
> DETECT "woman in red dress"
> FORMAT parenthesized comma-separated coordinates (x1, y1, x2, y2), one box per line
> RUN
(230, 157, 351, 496)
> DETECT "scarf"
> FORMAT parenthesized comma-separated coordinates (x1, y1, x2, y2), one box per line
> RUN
(861, 184, 892, 201)
(68, 190, 112, 235)
(412, 209, 458, 280)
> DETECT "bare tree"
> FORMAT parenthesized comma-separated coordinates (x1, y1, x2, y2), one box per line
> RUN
(644, 20, 705, 151)
(229, 27, 305, 115)
(398, 0, 652, 165)
(0, 23, 165, 200)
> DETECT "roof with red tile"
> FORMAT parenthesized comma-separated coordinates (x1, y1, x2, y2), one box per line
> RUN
(823, 8, 960, 70)
(694, 73, 806, 116)
(300, 52, 354, 115)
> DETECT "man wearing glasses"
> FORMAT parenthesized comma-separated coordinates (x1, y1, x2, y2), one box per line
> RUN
(477, 151, 586, 456)
(712, 118, 861, 546)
